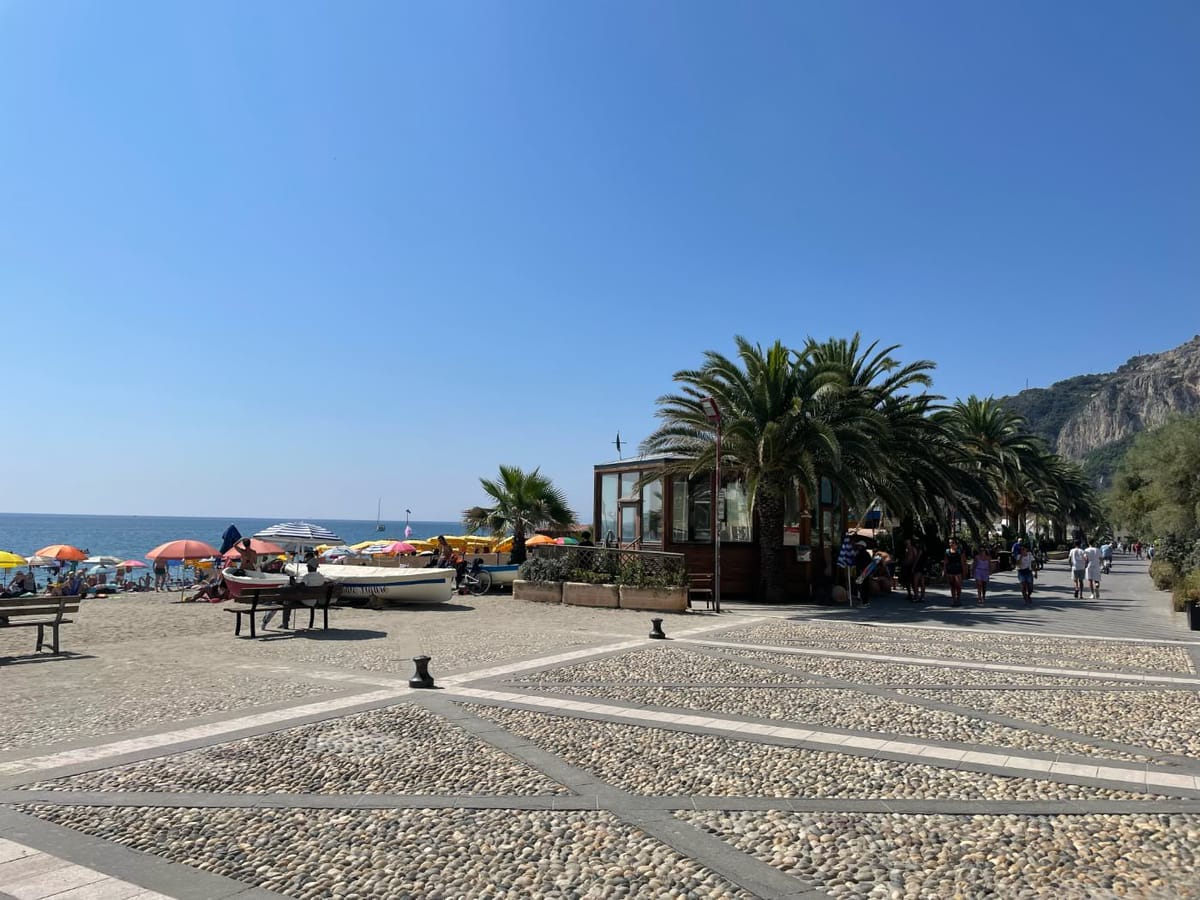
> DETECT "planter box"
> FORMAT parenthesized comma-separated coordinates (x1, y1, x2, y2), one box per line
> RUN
(619, 585, 686, 612)
(1047, 550, 1069, 561)
(513, 580, 562, 604)
(562, 581, 620, 608)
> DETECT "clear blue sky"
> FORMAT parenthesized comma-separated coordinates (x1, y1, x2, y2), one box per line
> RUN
(2, 1, 1197, 521)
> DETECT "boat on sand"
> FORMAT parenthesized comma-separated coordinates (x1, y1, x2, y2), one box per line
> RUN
(222, 569, 291, 598)
(310, 564, 456, 605)
(482, 564, 519, 587)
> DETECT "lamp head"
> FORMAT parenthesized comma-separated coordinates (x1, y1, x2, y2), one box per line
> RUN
(699, 396, 721, 424)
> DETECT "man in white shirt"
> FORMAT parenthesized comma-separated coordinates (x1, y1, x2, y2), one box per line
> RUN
(1084, 539, 1103, 599)
(1067, 539, 1088, 599)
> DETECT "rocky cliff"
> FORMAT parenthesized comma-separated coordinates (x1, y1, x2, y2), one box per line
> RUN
(1001, 335, 1200, 465)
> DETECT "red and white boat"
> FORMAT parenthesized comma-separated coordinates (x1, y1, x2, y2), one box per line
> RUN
(221, 569, 290, 598)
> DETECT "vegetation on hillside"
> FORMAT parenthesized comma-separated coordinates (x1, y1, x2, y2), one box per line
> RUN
(999, 373, 1109, 447)
(1108, 415, 1200, 610)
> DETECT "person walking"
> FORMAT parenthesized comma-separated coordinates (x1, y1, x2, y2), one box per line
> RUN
(900, 539, 918, 602)
(1068, 539, 1088, 599)
(1015, 542, 1035, 607)
(1085, 538, 1103, 599)
(944, 538, 967, 607)
(972, 545, 992, 606)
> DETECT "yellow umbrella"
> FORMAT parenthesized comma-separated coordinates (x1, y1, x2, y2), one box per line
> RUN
(404, 539, 436, 551)
(0, 550, 28, 569)
(493, 537, 514, 553)
(350, 539, 380, 551)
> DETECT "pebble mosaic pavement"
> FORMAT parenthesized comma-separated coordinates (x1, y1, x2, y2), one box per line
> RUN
(1, 557, 1198, 898)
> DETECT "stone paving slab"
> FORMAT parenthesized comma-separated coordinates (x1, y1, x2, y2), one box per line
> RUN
(5, 560, 1200, 896)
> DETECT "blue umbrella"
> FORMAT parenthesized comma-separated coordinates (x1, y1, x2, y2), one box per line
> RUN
(219, 524, 243, 555)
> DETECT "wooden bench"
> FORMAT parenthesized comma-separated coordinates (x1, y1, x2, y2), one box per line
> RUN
(0, 594, 80, 655)
(687, 573, 715, 610)
(225, 585, 343, 638)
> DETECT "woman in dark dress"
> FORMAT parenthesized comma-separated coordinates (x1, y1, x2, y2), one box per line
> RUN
(944, 538, 967, 607)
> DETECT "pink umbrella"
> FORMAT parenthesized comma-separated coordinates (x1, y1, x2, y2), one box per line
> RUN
(119, 560, 148, 570)
(147, 539, 221, 561)
(372, 540, 417, 555)
(221, 539, 287, 560)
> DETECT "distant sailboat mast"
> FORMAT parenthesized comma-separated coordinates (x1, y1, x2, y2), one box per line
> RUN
(376, 499, 385, 532)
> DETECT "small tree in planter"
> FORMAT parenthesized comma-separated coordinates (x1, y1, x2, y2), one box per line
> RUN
(462, 465, 575, 565)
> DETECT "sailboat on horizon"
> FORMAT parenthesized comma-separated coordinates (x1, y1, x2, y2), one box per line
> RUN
(375, 499, 385, 532)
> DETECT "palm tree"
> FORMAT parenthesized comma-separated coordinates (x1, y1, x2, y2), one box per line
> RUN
(641, 337, 852, 603)
(462, 465, 575, 564)
(937, 396, 1045, 534)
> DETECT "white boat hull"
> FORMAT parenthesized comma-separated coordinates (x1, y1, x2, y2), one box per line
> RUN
(316, 564, 456, 604)
(483, 564, 519, 586)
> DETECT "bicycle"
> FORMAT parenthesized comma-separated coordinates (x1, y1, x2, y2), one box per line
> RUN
(458, 560, 493, 596)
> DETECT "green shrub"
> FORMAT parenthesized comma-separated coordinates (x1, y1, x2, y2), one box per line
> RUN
(1171, 569, 1200, 612)
(518, 554, 572, 583)
(1149, 559, 1179, 591)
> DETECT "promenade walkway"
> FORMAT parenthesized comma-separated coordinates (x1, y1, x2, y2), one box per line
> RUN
(1, 555, 1197, 898)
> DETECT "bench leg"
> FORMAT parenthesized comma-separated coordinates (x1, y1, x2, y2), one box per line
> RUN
(308, 606, 316, 630)
(234, 612, 242, 636)
(52, 624, 60, 655)
(35, 623, 45, 653)
(249, 612, 257, 639)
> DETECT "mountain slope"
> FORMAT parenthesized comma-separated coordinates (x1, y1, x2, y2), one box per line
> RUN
(999, 335, 1200, 482)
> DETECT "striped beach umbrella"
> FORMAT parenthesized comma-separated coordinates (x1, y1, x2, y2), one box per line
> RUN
(253, 521, 343, 548)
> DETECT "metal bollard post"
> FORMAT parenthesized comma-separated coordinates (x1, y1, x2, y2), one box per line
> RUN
(649, 618, 666, 640)
(409, 655, 435, 688)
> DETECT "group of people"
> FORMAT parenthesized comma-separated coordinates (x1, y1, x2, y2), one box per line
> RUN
(1067, 538, 1112, 600)
(852, 535, 1068, 609)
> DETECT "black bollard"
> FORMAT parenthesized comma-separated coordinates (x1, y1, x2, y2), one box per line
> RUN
(649, 618, 666, 640)
(409, 655, 435, 688)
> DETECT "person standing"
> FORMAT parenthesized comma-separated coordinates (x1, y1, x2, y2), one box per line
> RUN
(1015, 542, 1035, 607)
(972, 545, 992, 606)
(900, 539, 918, 602)
(852, 541, 873, 608)
(1084, 538, 1103, 599)
(153, 559, 168, 591)
(1068, 539, 1088, 599)
(944, 538, 967, 607)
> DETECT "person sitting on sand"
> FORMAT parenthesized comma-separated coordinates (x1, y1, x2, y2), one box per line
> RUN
(185, 574, 230, 603)
(0, 571, 31, 597)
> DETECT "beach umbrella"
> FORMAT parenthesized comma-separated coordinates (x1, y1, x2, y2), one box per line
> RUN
(362, 540, 417, 556)
(83, 555, 123, 567)
(526, 534, 556, 547)
(221, 538, 286, 560)
(253, 522, 342, 548)
(0, 550, 27, 569)
(33, 544, 88, 562)
(147, 539, 221, 561)
(119, 560, 148, 570)
(319, 546, 354, 559)
(493, 536, 514, 553)
(219, 524, 243, 555)
(87, 564, 116, 575)
(24, 555, 59, 567)
(555, 537, 579, 546)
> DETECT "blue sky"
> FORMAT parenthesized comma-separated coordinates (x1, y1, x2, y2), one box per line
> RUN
(2, 0, 1197, 521)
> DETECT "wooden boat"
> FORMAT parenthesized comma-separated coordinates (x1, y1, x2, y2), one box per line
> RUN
(482, 564, 519, 587)
(222, 569, 291, 598)
(316, 564, 455, 605)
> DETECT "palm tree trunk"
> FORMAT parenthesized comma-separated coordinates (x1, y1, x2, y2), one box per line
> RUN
(756, 481, 787, 603)
(511, 527, 528, 565)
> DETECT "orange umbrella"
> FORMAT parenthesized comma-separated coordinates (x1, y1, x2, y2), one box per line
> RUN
(33, 544, 87, 562)
(221, 539, 286, 560)
(525, 534, 556, 547)
(147, 539, 220, 561)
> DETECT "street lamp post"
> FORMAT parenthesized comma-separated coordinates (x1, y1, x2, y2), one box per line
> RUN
(699, 396, 722, 614)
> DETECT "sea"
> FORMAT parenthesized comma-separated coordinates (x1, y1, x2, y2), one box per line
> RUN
(0, 512, 464, 584)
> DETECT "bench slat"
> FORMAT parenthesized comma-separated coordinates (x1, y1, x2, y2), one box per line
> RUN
(0, 595, 71, 608)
